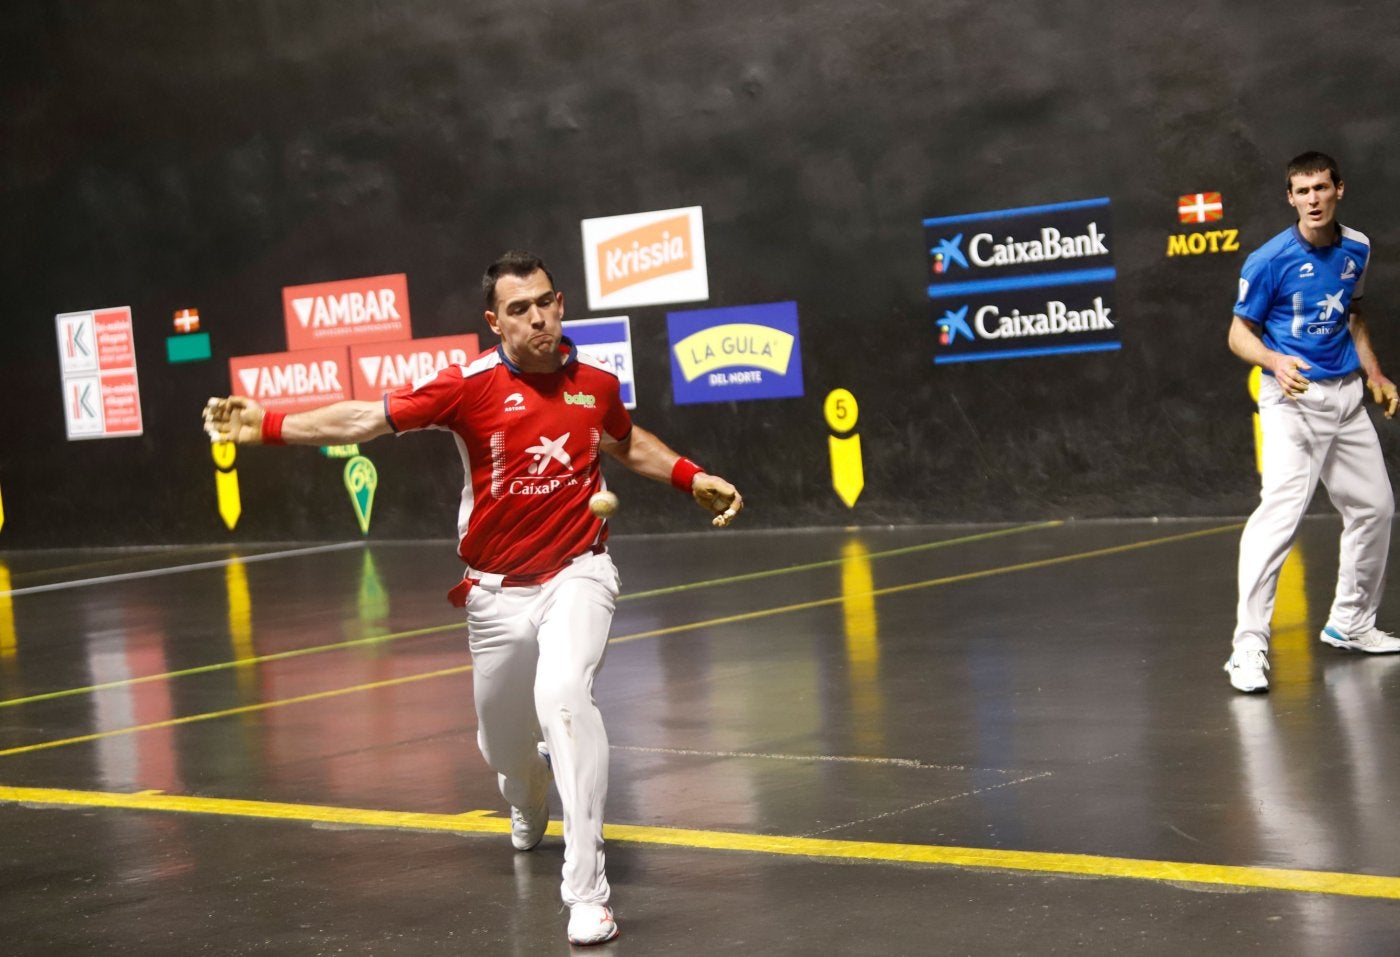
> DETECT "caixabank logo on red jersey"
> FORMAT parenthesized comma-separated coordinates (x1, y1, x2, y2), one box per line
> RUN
(282, 273, 411, 351)
(229, 346, 350, 414)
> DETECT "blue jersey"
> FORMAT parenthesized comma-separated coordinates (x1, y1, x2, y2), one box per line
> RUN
(1233, 223, 1370, 380)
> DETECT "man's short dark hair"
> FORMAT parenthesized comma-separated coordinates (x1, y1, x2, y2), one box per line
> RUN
(483, 250, 556, 310)
(1286, 151, 1342, 191)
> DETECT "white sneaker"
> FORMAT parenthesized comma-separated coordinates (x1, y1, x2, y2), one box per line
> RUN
(510, 798, 547, 851)
(1320, 626, 1400, 654)
(510, 743, 553, 851)
(567, 903, 619, 945)
(1224, 649, 1269, 692)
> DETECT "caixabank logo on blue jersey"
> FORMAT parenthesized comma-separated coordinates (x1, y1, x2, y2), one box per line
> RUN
(924, 198, 1119, 364)
(667, 301, 804, 406)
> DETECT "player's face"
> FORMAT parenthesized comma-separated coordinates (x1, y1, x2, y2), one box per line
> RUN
(486, 270, 565, 373)
(1287, 169, 1344, 235)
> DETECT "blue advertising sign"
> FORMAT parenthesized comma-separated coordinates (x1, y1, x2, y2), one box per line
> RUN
(667, 301, 804, 406)
(564, 316, 636, 408)
(924, 198, 1119, 364)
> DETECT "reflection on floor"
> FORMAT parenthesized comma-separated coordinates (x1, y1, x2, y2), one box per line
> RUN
(3, 518, 1400, 955)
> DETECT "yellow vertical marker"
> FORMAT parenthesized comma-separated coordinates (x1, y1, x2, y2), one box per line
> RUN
(0, 562, 15, 662)
(1249, 366, 1263, 474)
(0, 480, 6, 533)
(1247, 367, 1311, 693)
(357, 548, 390, 627)
(825, 388, 864, 508)
(840, 539, 884, 752)
(225, 560, 256, 700)
(211, 441, 242, 530)
(344, 456, 378, 535)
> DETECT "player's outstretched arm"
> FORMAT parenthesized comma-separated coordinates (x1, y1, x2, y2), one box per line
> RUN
(203, 396, 393, 445)
(602, 424, 744, 527)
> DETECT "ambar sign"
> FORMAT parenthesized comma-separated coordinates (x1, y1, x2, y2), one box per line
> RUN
(349, 334, 480, 399)
(282, 273, 411, 351)
(229, 346, 350, 414)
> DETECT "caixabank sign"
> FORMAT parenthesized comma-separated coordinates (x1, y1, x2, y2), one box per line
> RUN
(924, 198, 1120, 364)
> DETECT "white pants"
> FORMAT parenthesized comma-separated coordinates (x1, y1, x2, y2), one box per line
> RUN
(465, 551, 620, 906)
(1234, 372, 1395, 651)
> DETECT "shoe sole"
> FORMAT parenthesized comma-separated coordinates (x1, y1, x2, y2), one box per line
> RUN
(568, 926, 620, 946)
(511, 803, 548, 851)
(1320, 634, 1400, 655)
(511, 833, 544, 852)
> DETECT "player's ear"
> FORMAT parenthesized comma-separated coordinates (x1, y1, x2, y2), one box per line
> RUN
(485, 309, 501, 335)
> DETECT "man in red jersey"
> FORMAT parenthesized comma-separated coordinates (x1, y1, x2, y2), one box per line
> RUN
(204, 250, 743, 945)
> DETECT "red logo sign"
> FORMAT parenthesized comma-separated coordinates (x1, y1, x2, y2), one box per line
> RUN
(1177, 192, 1224, 224)
(349, 334, 480, 399)
(282, 274, 411, 351)
(229, 346, 351, 413)
(55, 307, 144, 439)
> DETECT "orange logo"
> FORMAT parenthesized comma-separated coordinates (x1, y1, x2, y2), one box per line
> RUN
(597, 214, 692, 297)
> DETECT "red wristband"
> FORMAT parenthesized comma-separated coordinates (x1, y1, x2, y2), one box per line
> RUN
(261, 411, 286, 446)
(670, 457, 704, 493)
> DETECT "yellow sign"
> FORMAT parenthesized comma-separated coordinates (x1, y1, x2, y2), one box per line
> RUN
(1248, 367, 1262, 474)
(825, 388, 865, 508)
(1166, 229, 1241, 257)
(0, 562, 15, 660)
(212, 441, 241, 530)
(829, 435, 865, 508)
(672, 324, 795, 382)
(344, 456, 378, 535)
(824, 388, 859, 433)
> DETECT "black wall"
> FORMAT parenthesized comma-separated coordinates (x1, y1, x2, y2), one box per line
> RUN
(4, 0, 1399, 546)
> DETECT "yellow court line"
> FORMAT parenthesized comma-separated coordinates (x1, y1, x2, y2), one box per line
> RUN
(0, 523, 1242, 759)
(0, 664, 476, 758)
(0, 623, 467, 710)
(606, 521, 1244, 648)
(620, 520, 1062, 600)
(1, 783, 1396, 901)
(0, 521, 1057, 709)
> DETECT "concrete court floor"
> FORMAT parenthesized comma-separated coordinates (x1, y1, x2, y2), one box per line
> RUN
(1, 517, 1399, 956)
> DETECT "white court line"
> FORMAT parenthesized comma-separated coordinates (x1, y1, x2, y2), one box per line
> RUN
(0, 542, 364, 598)
(612, 744, 1024, 774)
(803, 772, 1055, 837)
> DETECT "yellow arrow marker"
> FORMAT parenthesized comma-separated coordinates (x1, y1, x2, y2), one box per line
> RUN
(825, 388, 865, 508)
(211, 441, 241, 530)
(829, 434, 864, 508)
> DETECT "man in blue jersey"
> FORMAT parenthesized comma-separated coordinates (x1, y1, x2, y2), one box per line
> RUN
(1224, 151, 1400, 692)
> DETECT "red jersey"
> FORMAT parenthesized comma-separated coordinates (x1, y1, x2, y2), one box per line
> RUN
(384, 338, 632, 578)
